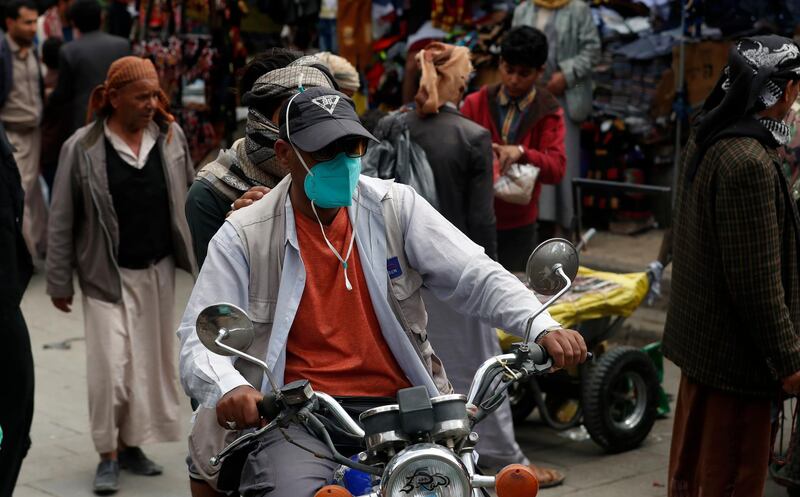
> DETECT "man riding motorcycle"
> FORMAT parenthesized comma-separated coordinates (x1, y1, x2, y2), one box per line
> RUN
(177, 87, 588, 496)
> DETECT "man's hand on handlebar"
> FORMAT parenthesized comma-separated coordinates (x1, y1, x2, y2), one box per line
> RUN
(216, 385, 266, 429)
(538, 328, 588, 369)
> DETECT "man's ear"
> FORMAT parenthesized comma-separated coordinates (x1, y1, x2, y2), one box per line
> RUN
(107, 87, 120, 111)
(274, 139, 293, 168)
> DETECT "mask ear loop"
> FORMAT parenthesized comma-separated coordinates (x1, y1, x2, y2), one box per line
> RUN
(311, 191, 360, 291)
(286, 78, 358, 291)
(285, 89, 313, 175)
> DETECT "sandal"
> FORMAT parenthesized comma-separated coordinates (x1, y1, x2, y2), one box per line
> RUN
(528, 464, 566, 488)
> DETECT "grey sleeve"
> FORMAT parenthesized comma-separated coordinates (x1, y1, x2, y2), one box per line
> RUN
(465, 129, 498, 259)
(45, 139, 79, 298)
(558, 2, 601, 88)
(174, 123, 196, 186)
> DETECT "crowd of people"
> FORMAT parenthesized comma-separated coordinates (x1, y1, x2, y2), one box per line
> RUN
(2, 1, 800, 497)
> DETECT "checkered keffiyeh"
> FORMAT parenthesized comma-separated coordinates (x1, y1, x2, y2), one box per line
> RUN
(240, 58, 334, 184)
(688, 35, 800, 181)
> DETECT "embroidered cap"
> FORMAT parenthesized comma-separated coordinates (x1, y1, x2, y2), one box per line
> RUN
(279, 87, 377, 153)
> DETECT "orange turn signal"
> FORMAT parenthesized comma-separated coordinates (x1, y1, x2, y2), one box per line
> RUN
(314, 485, 353, 497)
(495, 463, 539, 497)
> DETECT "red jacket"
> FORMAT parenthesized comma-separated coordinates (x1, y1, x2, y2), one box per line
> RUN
(461, 84, 566, 230)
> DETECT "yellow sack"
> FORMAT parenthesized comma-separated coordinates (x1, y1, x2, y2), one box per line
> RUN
(498, 267, 650, 350)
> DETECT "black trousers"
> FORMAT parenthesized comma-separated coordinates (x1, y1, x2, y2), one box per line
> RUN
(0, 306, 34, 497)
(497, 223, 538, 273)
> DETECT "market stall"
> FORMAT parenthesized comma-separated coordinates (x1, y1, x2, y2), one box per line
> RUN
(134, 0, 247, 164)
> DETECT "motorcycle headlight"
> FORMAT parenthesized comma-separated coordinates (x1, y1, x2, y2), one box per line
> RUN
(381, 444, 471, 497)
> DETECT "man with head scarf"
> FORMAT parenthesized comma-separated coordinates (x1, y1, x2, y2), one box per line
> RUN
(46, 56, 196, 494)
(316, 51, 359, 97)
(406, 41, 567, 488)
(664, 35, 800, 496)
(185, 52, 336, 267)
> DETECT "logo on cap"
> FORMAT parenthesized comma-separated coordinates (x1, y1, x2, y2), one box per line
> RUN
(311, 95, 341, 115)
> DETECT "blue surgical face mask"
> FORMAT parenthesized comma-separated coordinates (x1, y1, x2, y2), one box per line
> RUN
(302, 152, 361, 208)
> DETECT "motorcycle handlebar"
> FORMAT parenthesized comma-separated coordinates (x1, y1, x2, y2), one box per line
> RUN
(256, 390, 365, 438)
(534, 344, 594, 364)
(257, 391, 281, 421)
(526, 343, 549, 364)
(467, 344, 593, 406)
(315, 392, 366, 438)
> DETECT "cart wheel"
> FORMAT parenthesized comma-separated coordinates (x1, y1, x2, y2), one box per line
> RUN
(508, 379, 538, 424)
(582, 346, 659, 453)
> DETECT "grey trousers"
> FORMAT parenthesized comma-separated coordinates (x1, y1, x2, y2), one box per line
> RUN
(238, 424, 339, 497)
(7, 128, 46, 259)
(538, 98, 581, 229)
(423, 289, 530, 468)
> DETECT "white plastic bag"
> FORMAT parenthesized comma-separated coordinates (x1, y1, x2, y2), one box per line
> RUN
(494, 164, 540, 205)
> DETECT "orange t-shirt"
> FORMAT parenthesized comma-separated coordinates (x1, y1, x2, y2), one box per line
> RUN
(283, 207, 412, 397)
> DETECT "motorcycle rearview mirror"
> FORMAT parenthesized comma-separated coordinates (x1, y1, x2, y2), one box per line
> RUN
(196, 303, 283, 396)
(525, 238, 579, 296)
(196, 303, 255, 356)
(522, 239, 579, 344)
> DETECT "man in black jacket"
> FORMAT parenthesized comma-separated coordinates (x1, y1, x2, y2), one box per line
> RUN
(405, 44, 497, 258)
(0, 120, 34, 497)
(46, 0, 130, 136)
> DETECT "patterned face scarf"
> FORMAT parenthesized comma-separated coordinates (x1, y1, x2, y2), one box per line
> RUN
(239, 108, 283, 186)
(241, 58, 335, 185)
(688, 35, 800, 181)
(761, 118, 794, 146)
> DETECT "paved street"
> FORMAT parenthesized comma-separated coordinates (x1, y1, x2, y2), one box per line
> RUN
(12, 271, 791, 497)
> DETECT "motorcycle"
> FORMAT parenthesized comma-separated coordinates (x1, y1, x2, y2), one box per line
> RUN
(194, 238, 584, 497)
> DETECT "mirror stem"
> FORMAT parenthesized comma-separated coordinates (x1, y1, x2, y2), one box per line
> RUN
(522, 264, 573, 344)
(215, 330, 283, 397)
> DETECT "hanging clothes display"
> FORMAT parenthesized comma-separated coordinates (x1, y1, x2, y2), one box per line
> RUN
(337, 0, 373, 70)
(134, 0, 239, 164)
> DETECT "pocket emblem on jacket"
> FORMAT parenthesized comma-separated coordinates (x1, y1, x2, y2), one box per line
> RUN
(387, 256, 403, 279)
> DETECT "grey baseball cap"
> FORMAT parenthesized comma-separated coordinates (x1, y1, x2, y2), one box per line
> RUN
(279, 87, 377, 152)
